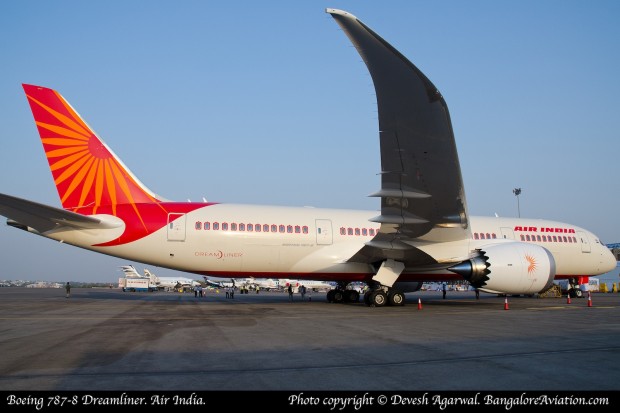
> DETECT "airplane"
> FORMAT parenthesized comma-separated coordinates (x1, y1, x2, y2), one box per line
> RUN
(202, 276, 236, 289)
(248, 278, 281, 291)
(202, 276, 273, 290)
(0, 8, 616, 308)
(282, 279, 335, 293)
(120, 264, 148, 279)
(143, 268, 200, 290)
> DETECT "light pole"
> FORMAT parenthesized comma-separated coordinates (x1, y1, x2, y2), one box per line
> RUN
(513, 188, 521, 218)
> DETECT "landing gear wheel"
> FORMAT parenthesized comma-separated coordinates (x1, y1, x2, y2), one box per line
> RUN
(388, 290, 405, 306)
(332, 290, 344, 303)
(574, 289, 583, 298)
(369, 290, 387, 307)
(326, 290, 335, 303)
(344, 290, 360, 303)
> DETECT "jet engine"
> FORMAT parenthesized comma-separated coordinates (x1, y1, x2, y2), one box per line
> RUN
(449, 242, 555, 295)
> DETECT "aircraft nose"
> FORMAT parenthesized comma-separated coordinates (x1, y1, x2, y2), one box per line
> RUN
(601, 247, 617, 273)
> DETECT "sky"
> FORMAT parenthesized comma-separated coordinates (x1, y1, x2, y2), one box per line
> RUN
(1, 0, 619, 283)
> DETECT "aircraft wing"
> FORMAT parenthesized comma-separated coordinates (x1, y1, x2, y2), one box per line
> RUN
(0, 193, 122, 233)
(327, 9, 470, 268)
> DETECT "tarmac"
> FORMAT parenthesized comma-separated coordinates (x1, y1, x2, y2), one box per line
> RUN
(0, 287, 619, 392)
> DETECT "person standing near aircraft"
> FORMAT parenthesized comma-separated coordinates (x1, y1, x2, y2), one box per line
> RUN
(288, 284, 293, 301)
(300, 285, 307, 301)
(65, 282, 71, 298)
(442, 283, 447, 299)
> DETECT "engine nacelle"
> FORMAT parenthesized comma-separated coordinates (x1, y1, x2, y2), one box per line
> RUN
(449, 242, 556, 295)
(392, 281, 423, 293)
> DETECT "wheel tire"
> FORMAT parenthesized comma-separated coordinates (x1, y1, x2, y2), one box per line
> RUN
(574, 289, 583, 298)
(332, 290, 344, 303)
(388, 290, 405, 306)
(369, 290, 387, 307)
(345, 290, 360, 303)
(326, 290, 335, 303)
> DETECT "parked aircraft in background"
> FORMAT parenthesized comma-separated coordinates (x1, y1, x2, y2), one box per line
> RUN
(0, 9, 615, 308)
(202, 276, 275, 290)
(143, 268, 200, 290)
(120, 265, 147, 279)
(202, 276, 236, 289)
(282, 279, 335, 293)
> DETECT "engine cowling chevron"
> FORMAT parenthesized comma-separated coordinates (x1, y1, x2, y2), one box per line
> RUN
(449, 242, 556, 295)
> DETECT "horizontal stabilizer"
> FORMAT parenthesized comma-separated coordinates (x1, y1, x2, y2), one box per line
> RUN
(0, 193, 123, 233)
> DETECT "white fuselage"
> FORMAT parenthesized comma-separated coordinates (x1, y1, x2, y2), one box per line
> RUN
(46, 203, 616, 283)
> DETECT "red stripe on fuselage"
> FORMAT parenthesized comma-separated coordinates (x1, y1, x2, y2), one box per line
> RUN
(85, 202, 215, 246)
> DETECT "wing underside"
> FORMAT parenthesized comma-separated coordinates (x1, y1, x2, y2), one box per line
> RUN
(327, 9, 470, 268)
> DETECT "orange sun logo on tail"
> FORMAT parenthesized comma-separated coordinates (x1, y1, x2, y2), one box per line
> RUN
(22, 84, 166, 232)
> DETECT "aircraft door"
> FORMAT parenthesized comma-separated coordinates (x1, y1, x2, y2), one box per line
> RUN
(316, 219, 333, 245)
(167, 213, 186, 241)
(500, 227, 515, 240)
(577, 231, 591, 253)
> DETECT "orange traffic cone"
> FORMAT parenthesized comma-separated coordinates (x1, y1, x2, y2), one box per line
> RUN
(417, 298, 423, 310)
(587, 291, 592, 307)
(504, 297, 509, 310)
(566, 293, 571, 304)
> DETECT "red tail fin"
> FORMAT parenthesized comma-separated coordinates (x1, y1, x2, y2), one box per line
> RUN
(22, 84, 162, 215)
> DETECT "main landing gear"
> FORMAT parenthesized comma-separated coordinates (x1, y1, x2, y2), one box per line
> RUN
(363, 288, 405, 307)
(326, 283, 405, 307)
(326, 287, 360, 304)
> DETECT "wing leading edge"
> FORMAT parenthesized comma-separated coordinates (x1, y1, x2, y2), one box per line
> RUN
(327, 9, 470, 268)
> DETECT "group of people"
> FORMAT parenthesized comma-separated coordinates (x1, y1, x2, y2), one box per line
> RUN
(442, 282, 479, 299)
(287, 284, 309, 301)
(225, 286, 235, 299)
(194, 285, 204, 297)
